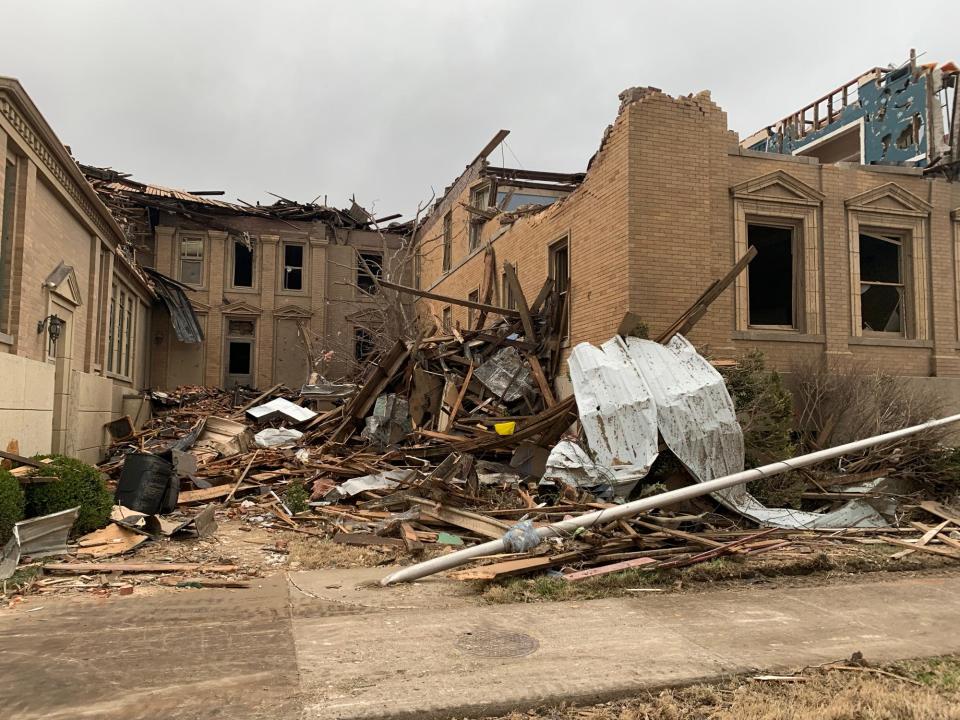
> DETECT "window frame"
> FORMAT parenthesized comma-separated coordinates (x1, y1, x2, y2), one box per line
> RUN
(178, 235, 205, 287)
(745, 220, 801, 331)
(468, 183, 489, 252)
(441, 305, 452, 332)
(0, 155, 18, 336)
(357, 250, 383, 296)
(230, 238, 257, 290)
(549, 236, 570, 341)
(280, 241, 307, 292)
(857, 228, 909, 337)
(106, 280, 139, 381)
(442, 211, 452, 273)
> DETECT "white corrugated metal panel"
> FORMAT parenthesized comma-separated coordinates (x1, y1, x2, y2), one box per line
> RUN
(566, 334, 887, 529)
(568, 339, 658, 475)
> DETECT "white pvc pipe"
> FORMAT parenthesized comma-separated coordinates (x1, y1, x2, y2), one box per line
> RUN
(380, 412, 960, 585)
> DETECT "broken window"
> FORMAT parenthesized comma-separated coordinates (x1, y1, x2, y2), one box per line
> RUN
(355, 327, 374, 363)
(550, 237, 570, 339)
(467, 288, 479, 329)
(179, 236, 204, 286)
(468, 185, 488, 252)
(283, 243, 304, 290)
(357, 251, 383, 295)
(859, 231, 905, 334)
(747, 224, 795, 328)
(442, 306, 452, 331)
(232, 240, 254, 288)
(442, 211, 452, 272)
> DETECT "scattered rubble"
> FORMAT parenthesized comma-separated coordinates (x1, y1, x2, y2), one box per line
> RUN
(2, 261, 960, 601)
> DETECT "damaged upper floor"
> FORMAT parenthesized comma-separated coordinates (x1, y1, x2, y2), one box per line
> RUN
(742, 52, 960, 179)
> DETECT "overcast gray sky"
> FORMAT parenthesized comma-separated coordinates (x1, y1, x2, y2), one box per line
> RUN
(2, 1, 958, 218)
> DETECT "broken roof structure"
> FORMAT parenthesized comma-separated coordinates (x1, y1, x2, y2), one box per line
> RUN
(742, 52, 960, 178)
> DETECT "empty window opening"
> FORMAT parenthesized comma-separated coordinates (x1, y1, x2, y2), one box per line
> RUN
(228, 341, 252, 375)
(442, 212, 452, 272)
(550, 238, 570, 339)
(179, 236, 204, 285)
(859, 232, 904, 334)
(355, 327, 375, 363)
(747, 224, 795, 327)
(442, 306, 452, 331)
(467, 288, 479, 329)
(357, 251, 383, 294)
(283, 244, 304, 290)
(233, 240, 254, 287)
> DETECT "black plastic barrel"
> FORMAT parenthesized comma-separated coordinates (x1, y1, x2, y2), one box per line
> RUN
(115, 452, 179, 515)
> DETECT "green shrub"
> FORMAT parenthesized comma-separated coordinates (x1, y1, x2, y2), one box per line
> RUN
(0, 468, 25, 544)
(284, 480, 309, 515)
(25, 455, 112, 536)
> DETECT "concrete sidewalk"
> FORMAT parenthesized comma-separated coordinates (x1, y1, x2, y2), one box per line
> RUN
(1, 570, 958, 719)
(290, 571, 960, 719)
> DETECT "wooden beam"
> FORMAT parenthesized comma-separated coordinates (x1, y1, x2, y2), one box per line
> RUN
(378, 280, 521, 318)
(503, 262, 535, 340)
(656, 245, 758, 343)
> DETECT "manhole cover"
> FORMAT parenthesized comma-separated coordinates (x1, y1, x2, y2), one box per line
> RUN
(455, 628, 540, 658)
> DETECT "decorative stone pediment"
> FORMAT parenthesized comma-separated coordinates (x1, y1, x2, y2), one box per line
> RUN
(730, 170, 825, 206)
(845, 182, 932, 216)
(189, 299, 211, 313)
(44, 261, 81, 306)
(220, 300, 261, 316)
(275, 304, 312, 318)
(951, 206, 960, 221)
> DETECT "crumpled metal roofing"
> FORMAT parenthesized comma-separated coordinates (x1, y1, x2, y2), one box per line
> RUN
(143, 268, 204, 344)
(567, 334, 887, 529)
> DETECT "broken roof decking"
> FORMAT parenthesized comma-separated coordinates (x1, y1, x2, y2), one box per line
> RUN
(743, 58, 960, 170)
(80, 164, 407, 231)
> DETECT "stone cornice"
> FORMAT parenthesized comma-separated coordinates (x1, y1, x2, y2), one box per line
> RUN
(0, 79, 126, 245)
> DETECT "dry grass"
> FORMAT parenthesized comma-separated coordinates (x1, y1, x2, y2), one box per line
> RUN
(479, 546, 955, 604)
(481, 655, 960, 720)
(287, 536, 451, 570)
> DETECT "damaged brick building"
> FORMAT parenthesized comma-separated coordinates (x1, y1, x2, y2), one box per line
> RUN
(414, 58, 960, 394)
(80, 169, 413, 390)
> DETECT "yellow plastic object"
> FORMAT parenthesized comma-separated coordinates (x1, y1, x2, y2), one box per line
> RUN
(494, 421, 516, 436)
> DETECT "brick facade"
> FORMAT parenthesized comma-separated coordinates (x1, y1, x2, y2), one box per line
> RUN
(147, 213, 411, 389)
(417, 87, 960, 385)
(0, 77, 152, 459)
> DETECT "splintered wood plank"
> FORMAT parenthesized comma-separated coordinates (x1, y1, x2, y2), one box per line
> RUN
(524, 353, 556, 407)
(503, 262, 535, 341)
(447, 556, 556, 581)
(44, 562, 239, 574)
(178, 483, 254, 504)
(563, 556, 659, 582)
(918, 501, 960, 526)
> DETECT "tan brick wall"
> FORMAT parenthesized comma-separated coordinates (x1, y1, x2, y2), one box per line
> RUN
(417, 99, 633, 369)
(147, 216, 411, 389)
(419, 87, 960, 380)
(0, 82, 153, 460)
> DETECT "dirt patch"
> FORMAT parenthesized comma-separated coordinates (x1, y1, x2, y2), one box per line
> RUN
(475, 655, 960, 720)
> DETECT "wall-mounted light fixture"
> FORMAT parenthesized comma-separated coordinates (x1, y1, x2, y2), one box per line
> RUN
(37, 314, 65, 344)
